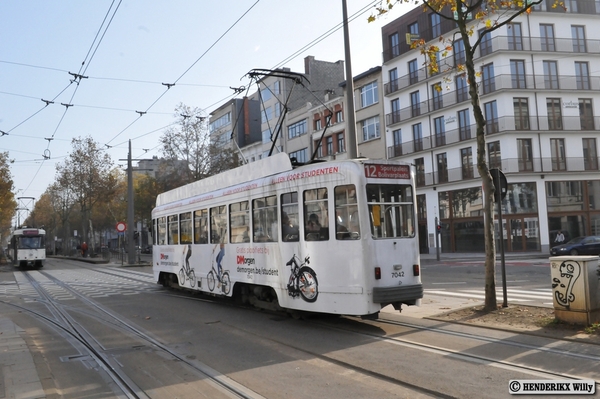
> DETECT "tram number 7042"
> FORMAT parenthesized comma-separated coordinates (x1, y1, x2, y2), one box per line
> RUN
(391, 271, 405, 278)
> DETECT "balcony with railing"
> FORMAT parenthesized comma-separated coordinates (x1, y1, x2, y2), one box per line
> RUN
(387, 115, 600, 158)
(385, 73, 600, 127)
(384, 35, 600, 95)
(415, 156, 600, 188)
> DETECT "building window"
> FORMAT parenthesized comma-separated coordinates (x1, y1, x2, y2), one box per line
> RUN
(480, 29, 492, 56)
(408, 21, 419, 35)
(288, 119, 307, 139)
(453, 39, 465, 65)
(572, 25, 586, 52)
(314, 119, 322, 130)
(437, 153, 448, 183)
(547, 98, 563, 130)
(408, 59, 419, 84)
(431, 13, 441, 38)
(391, 129, 402, 157)
(335, 110, 343, 123)
(260, 87, 272, 102)
(390, 98, 401, 124)
(326, 136, 333, 155)
(389, 32, 400, 58)
(415, 157, 425, 187)
(315, 139, 323, 158)
(289, 148, 308, 164)
(458, 109, 471, 141)
(273, 81, 280, 95)
(543, 61, 559, 89)
(550, 138, 566, 171)
(513, 97, 530, 130)
(508, 22, 523, 50)
(540, 24, 555, 52)
(434, 116, 446, 147)
(580, 98, 594, 130)
(583, 138, 598, 170)
(388, 68, 398, 94)
(517, 138, 533, 172)
(432, 82, 443, 110)
(413, 123, 423, 152)
(482, 63, 495, 94)
(461, 147, 474, 179)
(360, 81, 378, 108)
(337, 132, 345, 153)
(361, 116, 380, 141)
(488, 141, 501, 169)
(456, 74, 468, 103)
(575, 61, 590, 90)
(262, 128, 271, 144)
(510, 60, 526, 89)
(410, 91, 420, 117)
(261, 106, 272, 123)
(274, 102, 281, 118)
(484, 100, 499, 134)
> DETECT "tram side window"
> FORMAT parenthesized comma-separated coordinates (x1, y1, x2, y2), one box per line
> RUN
(157, 217, 166, 245)
(230, 201, 250, 243)
(253, 196, 277, 242)
(194, 209, 208, 244)
(335, 185, 360, 240)
(303, 188, 329, 241)
(168, 215, 179, 245)
(367, 184, 415, 239)
(180, 212, 192, 244)
(281, 192, 299, 242)
(210, 206, 228, 244)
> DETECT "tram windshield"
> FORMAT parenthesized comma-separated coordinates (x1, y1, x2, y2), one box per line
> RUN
(17, 236, 44, 249)
(367, 184, 415, 239)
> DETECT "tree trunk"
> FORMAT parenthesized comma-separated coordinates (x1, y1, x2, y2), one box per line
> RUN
(462, 27, 498, 312)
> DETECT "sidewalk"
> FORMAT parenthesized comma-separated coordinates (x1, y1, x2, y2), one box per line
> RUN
(420, 250, 549, 262)
(0, 318, 44, 399)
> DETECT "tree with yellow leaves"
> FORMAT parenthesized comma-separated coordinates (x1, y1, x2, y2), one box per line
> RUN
(372, 0, 564, 311)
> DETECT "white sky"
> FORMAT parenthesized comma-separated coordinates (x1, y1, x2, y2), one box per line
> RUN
(0, 0, 416, 209)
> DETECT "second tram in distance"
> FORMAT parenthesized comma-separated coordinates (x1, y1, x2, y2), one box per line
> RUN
(7, 227, 46, 268)
(151, 153, 423, 318)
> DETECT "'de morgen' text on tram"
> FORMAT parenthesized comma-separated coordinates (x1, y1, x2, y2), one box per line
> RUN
(151, 153, 423, 318)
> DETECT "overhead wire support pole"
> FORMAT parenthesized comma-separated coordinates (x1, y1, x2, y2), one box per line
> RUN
(342, 0, 357, 159)
(127, 140, 135, 265)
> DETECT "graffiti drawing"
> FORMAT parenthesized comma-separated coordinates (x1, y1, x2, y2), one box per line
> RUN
(551, 260, 581, 308)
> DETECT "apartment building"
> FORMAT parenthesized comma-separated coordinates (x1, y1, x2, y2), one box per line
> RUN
(382, 0, 600, 254)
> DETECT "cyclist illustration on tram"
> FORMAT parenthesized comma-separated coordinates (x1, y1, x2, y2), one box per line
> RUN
(179, 244, 197, 288)
(208, 242, 231, 294)
(286, 254, 318, 302)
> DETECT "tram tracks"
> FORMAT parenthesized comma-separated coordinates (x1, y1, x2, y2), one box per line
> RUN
(29, 260, 600, 398)
(7, 268, 265, 399)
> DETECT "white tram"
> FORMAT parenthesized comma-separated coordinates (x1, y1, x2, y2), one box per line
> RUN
(151, 153, 423, 317)
(8, 227, 46, 268)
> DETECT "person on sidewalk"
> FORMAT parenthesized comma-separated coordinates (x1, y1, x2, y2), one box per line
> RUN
(555, 231, 565, 244)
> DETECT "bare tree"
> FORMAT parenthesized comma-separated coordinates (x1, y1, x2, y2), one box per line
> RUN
(160, 103, 240, 188)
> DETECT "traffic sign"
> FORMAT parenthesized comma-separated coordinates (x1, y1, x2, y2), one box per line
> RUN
(116, 222, 126, 232)
(490, 168, 507, 202)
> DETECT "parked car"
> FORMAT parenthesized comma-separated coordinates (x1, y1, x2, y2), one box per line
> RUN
(550, 236, 600, 256)
(141, 245, 152, 254)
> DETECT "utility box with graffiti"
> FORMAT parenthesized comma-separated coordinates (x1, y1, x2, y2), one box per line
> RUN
(550, 256, 600, 326)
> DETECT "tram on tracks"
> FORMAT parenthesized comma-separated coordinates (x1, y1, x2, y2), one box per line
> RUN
(151, 153, 423, 318)
(8, 227, 46, 268)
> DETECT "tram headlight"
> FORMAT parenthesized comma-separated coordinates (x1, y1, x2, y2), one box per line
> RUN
(374, 267, 381, 280)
